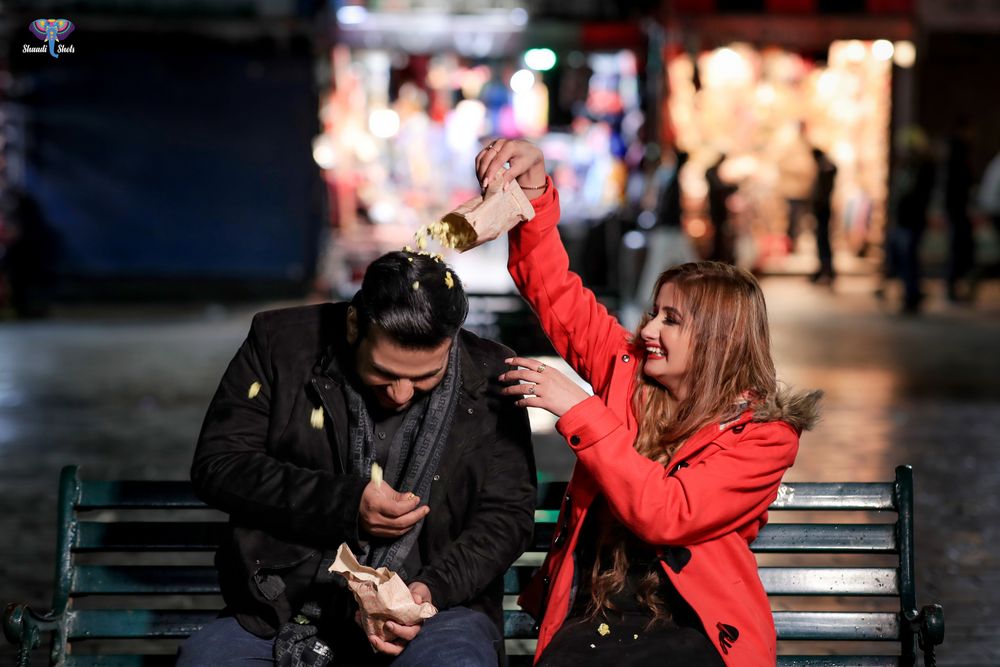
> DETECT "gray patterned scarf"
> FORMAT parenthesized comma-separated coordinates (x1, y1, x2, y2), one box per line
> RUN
(337, 339, 462, 575)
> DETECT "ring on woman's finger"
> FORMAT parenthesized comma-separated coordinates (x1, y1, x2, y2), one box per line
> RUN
(525, 385, 535, 395)
(536, 363, 547, 373)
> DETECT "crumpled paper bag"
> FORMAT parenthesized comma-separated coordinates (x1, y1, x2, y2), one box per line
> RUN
(434, 171, 536, 252)
(328, 543, 437, 641)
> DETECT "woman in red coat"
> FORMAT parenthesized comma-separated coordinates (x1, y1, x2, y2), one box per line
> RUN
(477, 140, 821, 666)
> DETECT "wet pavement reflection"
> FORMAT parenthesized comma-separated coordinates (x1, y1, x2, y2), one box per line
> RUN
(0, 275, 997, 665)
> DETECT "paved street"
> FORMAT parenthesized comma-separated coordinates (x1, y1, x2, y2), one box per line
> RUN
(1, 274, 998, 665)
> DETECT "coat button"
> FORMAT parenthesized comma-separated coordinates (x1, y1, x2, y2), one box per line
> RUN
(622, 354, 630, 363)
(433, 474, 440, 482)
(467, 408, 474, 415)
(323, 382, 332, 390)
(569, 435, 581, 446)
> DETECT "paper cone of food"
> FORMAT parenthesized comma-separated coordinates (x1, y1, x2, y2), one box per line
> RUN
(418, 171, 536, 252)
(328, 543, 437, 640)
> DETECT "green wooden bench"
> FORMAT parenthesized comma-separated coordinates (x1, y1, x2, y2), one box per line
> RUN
(4, 465, 944, 666)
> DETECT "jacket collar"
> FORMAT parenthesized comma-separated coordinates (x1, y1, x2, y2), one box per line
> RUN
(670, 410, 754, 463)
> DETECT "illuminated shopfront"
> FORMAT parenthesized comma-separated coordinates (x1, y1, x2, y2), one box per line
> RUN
(313, 2, 649, 297)
(667, 38, 913, 271)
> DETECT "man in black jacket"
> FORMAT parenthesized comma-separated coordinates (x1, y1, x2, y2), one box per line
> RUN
(177, 251, 537, 666)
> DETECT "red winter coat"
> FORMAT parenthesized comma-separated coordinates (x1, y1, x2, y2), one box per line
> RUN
(510, 182, 814, 667)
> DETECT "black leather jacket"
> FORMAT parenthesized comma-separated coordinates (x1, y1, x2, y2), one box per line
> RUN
(192, 303, 536, 638)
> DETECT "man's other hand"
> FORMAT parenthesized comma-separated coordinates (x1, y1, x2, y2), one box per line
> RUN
(359, 480, 429, 538)
(362, 582, 432, 655)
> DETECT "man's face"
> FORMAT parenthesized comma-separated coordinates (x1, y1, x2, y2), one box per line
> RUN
(352, 323, 451, 413)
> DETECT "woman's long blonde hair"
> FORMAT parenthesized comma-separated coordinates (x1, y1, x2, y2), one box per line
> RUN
(589, 261, 778, 622)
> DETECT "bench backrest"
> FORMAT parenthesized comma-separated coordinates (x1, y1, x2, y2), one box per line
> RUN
(39, 465, 921, 666)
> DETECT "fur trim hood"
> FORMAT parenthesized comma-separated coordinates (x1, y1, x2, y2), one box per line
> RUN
(751, 385, 823, 433)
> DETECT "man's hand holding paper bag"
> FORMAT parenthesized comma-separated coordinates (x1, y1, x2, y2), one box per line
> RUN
(330, 544, 437, 655)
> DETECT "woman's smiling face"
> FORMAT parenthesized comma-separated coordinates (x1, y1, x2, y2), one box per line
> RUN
(639, 282, 694, 398)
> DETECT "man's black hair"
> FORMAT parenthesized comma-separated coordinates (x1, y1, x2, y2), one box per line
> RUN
(352, 251, 469, 348)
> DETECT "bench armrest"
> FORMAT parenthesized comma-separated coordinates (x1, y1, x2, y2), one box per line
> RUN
(3, 603, 66, 667)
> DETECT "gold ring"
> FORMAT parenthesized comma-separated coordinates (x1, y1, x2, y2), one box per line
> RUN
(536, 364, 547, 373)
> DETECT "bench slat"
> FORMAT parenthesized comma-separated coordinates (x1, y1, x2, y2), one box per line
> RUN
(509, 652, 900, 667)
(78, 482, 205, 510)
(534, 482, 897, 512)
(505, 610, 901, 641)
(760, 567, 899, 596)
(64, 653, 901, 667)
(526, 524, 899, 555)
(770, 483, 895, 511)
(753, 524, 898, 553)
(68, 610, 218, 639)
(776, 659, 899, 667)
(503, 567, 900, 597)
(71, 564, 903, 600)
(76, 522, 225, 551)
(76, 480, 896, 512)
(73, 566, 220, 595)
(774, 611, 901, 641)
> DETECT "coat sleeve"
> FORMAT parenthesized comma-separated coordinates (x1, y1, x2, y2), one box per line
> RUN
(191, 313, 366, 547)
(507, 181, 631, 394)
(556, 397, 798, 545)
(413, 383, 537, 609)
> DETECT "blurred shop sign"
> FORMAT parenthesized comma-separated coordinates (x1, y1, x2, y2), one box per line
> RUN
(918, 0, 1000, 30)
(334, 7, 528, 56)
(2, 0, 306, 17)
(333, 1, 652, 54)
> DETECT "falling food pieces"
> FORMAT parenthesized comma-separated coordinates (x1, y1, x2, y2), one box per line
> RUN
(597, 623, 610, 637)
(310, 407, 324, 430)
(589, 644, 596, 649)
(413, 219, 477, 252)
(248, 382, 261, 399)
(444, 271, 454, 289)
(633, 634, 639, 640)
(371, 462, 383, 488)
(412, 281, 420, 291)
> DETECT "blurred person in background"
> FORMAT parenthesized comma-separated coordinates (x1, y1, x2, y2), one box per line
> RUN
(0, 187, 56, 319)
(634, 147, 697, 312)
(809, 147, 838, 285)
(179, 252, 536, 667)
(706, 154, 738, 264)
(883, 127, 935, 314)
(773, 122, 817, 251)
(976, 147, 1000, 279)
(481, 139, 820, 667)
(942, 118, 975, 302)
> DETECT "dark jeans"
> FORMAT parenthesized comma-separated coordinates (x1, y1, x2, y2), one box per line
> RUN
(176, 607, 501, 667)
(814, 207, 834, 277)
(886, 225, 925, 310)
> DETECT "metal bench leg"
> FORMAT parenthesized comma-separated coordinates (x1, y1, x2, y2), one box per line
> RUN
(916, 603, 945, 667)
